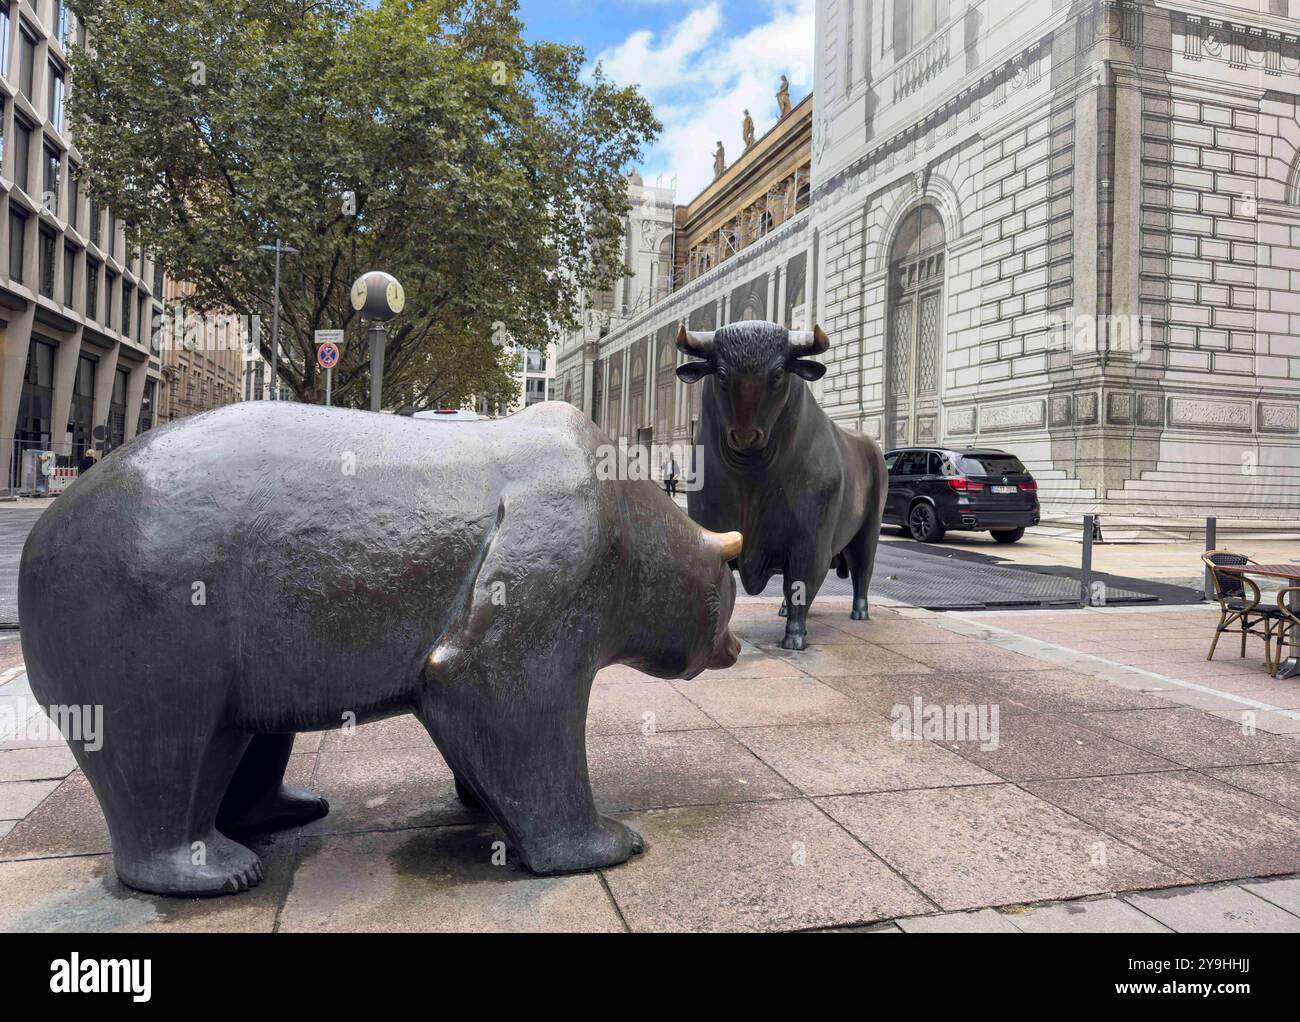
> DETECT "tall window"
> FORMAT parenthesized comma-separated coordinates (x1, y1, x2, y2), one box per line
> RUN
(18, 26, 34, 99)
(0, 4, 10, 80)
(43, 143, 60, 212)
(63, 242, 75, 306)
(67, 162, 78, 229)
(107, 211, 117, 258)
(884, 205, 947, 449)
(48, 61, 64, 132)
(70, 355, 95, 454)
(14, 117, 31, 192)
(121, 279, 132, 335)
(86, 256, 99, 319)
(9, 207, 27, 282)
(105, 269, 117, 325)
(0, 98, 6, 167)
(90, 198, 101, 246)
(38, 226, 55, 296)
(109, 368, 128, 448)
(152, 260, 163, 296)
(893, 0, 951, 57)
(54, 0, 68, 46)
(139, 379, 156, 434)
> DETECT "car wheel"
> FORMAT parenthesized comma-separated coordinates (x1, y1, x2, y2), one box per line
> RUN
(908, 502, 945, 543)
(991, 527, 1025, 544)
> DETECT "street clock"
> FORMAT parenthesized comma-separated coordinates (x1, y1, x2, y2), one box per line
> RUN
(350, 271, 404, 322)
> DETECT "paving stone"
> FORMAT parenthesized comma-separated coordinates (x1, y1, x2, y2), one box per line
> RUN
(0, 779, 58, 820)
(880, 642, 1050, 673)
(1207, 707, 1300, 735)
(734, 614, 868, 647)
(587, 729, 797, 811)
(762, 642, 933, 676)
(730, 721, 1001, 796)
(280, 826, 623, 932)
(821, 672, 1040, 717)
(1, 755, 319, 860)
(1124, 884, 1300, 933)
(585, 680, 716, 736)
(1004, 896, 1172, 933)
(0, 745, 77, 782)
(818, 784, 1180, 911)
(897, 908, 1022, 933)
(699, 647, 814, 680)
(825, 618, 974, 644)
(1066, 708, 1300, 768)
(0, 820, 13, 840)
(594, 664, 655, 685)
(1241, 876, 1300, 916)
(1205, 762, 1300, 813)
(1027, 772, 1300, 882)
(602, 800, 932, 932)
(980, 670, 1180, 714)
(675, 673, 876, 727)
(0, 831, 298, 932)
(319, 714, 432, 752)
(944, 713, 1178, 782)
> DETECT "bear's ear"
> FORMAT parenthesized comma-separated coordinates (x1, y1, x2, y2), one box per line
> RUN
(789, 358, 826, 381)
(677, 361, 714, 384)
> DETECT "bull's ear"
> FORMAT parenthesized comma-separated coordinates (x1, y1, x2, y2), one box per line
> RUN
(789, 358, 826, 381)
(677, 360, 714, 384)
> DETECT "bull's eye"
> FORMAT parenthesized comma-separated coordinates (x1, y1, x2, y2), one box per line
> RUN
(716, 368, 728, 386)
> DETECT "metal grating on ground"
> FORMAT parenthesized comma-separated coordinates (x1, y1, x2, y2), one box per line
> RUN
(756, 542, 1162, 610)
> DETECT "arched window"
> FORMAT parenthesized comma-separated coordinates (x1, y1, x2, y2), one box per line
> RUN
(884, 205, 946, 449)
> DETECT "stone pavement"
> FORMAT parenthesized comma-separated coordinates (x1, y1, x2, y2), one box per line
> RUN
(3, 596, 1300, 932)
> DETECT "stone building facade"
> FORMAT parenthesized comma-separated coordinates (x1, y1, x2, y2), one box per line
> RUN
(812, 0, 1300, 519)
(156, 279, 243, 423)
(564, 0, 1300, 522)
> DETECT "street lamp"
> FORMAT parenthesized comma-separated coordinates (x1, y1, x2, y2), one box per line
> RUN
(257, 239, 299, 399)
(350, 271, 405, 412)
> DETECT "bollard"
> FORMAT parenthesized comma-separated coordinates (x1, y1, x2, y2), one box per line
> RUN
(1204, 516, 1217, 602)
(1081, 514, 1094, 607)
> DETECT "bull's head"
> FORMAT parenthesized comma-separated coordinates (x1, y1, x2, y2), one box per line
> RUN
(676, 320, 829, 453)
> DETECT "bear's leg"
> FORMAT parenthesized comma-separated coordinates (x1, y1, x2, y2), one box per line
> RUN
(216, 733, 330, 835)
(77, 721, 265, 896)
(415, 681, 643, 875)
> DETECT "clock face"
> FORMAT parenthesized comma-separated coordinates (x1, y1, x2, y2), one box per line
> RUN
(386, 279, 405, 314)
(350, 277, 368, 311)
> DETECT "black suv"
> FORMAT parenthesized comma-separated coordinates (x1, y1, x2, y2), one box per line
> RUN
(883, 447, 1040, 544)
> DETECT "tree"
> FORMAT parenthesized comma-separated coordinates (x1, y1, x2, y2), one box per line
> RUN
(68, 0, 659, 409)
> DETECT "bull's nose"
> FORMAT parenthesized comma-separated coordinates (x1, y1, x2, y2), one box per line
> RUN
(728, 427, 763, 450)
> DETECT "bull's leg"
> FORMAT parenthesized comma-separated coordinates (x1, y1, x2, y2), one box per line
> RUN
(845, 505, 883, 621)
(73, 714, 264, 896)
(216, 733, 330, 835)
(415, 675, 642, 874)
(781, 551, 828, 651)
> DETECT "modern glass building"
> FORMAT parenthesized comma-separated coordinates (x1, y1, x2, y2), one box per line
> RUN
(0, 0, 164, 491)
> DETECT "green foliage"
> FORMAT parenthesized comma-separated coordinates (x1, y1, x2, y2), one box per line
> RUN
(68, 0, 659, 408)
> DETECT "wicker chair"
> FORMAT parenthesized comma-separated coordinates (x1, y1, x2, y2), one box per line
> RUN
(1271, 587, 1300, 678)
(1201, 551, 1284, 673)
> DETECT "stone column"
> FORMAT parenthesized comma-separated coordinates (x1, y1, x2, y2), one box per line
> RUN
(49, 327, 83, 458)
(0, 306, 35, 489)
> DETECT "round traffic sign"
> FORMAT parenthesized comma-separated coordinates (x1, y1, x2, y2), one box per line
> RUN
(317, 342, 340, 369)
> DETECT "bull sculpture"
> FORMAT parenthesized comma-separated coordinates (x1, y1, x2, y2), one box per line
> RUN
(677, 320, 887, 650)
(19, 401, 742, 896)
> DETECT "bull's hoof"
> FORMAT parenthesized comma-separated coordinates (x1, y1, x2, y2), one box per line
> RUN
(850, 608, 869, 621)
(781, 633, 808, 651)
(521, 816, 645, 875)
(116, 835, 264, 897)
(218, 785, 329, 835)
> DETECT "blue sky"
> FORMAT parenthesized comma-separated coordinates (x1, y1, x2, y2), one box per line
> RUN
(516, 0, 814, 199)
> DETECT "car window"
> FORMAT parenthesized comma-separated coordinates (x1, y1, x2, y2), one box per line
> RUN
(957, 454, 1027, 476)
(927, 452, 943, 476)
(884, 451, 900, 474)
(897, 451, 928, 475)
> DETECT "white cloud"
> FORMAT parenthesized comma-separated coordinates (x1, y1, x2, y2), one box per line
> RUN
(591, 0, 814, 200)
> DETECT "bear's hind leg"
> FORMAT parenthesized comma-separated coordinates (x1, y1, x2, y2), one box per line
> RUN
(416, 680, 642, 875)
(217, 733, 330, 835)
(79, 722, 264, 896)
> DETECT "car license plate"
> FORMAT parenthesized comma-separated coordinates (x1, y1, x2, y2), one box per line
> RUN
(991, 485, 1017, 494)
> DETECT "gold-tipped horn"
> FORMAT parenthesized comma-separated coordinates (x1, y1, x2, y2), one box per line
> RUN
(789, 323, 830, 356)
(676, 323, 716, 356)
(708, 530, 743, 561)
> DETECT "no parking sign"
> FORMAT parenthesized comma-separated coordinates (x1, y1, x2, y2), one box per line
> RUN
(315, 329, 343, 405)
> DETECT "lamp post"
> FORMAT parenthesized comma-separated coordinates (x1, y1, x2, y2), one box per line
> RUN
(257, 239, 299, 399)
(350, 271, 405, 411)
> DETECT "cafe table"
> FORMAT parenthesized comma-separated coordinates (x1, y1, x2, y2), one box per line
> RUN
(1217, 563, 1300, 678)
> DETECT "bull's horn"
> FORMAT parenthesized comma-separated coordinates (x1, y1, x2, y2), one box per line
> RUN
(677, 323, 716, 356)
(707, 530, 743, 561)
(789, 324, 830, 356)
